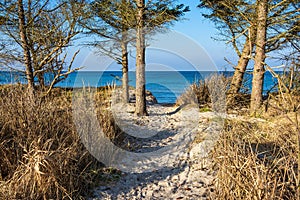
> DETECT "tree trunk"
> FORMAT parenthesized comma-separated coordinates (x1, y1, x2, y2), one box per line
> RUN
(18, 0, 35, 92)
(37, 73, 45, 89)
(121, 0, 129, 104)
(250, 0, 268, 115)
(31, 45, 45, 89)
(121, 38, 129, 103)
(228, 29, 255, 95)
(135, 0, 147, 116)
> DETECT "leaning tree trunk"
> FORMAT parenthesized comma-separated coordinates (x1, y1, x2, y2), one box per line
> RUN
(228, 28, 255, 95)
(135, 0, 147, 116)
(121, 38, 129, 103)
(18, 0, 35, 92)
(250, 0, 268, 115)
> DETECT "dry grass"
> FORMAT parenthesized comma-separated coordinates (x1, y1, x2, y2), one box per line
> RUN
(176, 74, 228, 113)
(226, 93, 251, 114)
(0, 85, 121, 199)
(210, 67, 300, 199)
(212, 118, 298, 199)
(176, 79, 210, 107)
(176, 71, 299, 199)
(76, 85, 125, 142)
(95, 85, 123, 140)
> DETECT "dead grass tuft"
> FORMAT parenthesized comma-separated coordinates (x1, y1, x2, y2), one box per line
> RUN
(0, 86, 120, 199)
(178, 72, 299, 199)
(212, 115, 298, 199)
(176, 74, 228, 112)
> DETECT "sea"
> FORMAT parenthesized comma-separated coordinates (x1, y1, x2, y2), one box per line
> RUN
(0, 71, 279, 103)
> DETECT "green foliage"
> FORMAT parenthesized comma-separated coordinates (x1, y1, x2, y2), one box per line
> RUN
(199, 107, 211, 112)
(198, 0, 300, 53)
(80, 0, 189, 50)
(144, 1, 189, 28)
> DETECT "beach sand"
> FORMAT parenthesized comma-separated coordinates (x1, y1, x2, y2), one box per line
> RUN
(91, 103, 224, 199)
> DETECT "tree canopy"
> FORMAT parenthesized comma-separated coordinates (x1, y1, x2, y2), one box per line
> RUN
(0, 0, 82, 92)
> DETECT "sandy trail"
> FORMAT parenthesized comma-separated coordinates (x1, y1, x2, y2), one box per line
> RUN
(91, 103, 223, 200)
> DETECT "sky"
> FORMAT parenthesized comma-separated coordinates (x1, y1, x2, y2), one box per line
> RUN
(72, 0, 238, 72)
(172, 0, 237, 70)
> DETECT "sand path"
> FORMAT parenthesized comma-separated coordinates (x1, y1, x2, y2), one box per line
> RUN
(91, 103, 223, 200)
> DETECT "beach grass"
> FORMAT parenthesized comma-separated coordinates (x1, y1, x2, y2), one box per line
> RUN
(212, 117, 298, 199)
(177, 73, 299, 199)
(0, 70, 299, 199)
(0, 85, 122, 199)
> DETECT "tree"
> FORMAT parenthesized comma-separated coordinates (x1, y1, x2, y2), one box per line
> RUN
(133, 0, 189, 116)
(80, 0, 136, 103)
(199, 0, 256, 97)
(0, 0, 82, 93)
(134, 0, 146, 116)
(250, 0, 268, 115)
(81, 0, 189, 105)
(199, 0, 300, 110)
(17, 0, 35, 92)
(229, 27, 255, 95)
(249, 0, 300, 113)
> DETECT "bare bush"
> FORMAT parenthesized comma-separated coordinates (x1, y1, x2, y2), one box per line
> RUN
(176, 74, 227, 113)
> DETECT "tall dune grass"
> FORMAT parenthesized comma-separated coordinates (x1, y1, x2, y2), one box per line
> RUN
(178, 72, 299, 199)
(176, 73, 229, 110)
(212, 118, 298, 199)
(0, 86, 118, 199)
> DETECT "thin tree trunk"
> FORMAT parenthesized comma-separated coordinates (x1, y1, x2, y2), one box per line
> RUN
(18, 0, 35, 92)
(121, 39, 129, 103)
(228, 29, 255, 95)
(250, 0, 268, 115)
(37, 73, 45, 89)
(31, 46, 45, 89)
(121, 0, 129, 103)
(135, 0, 147, 116)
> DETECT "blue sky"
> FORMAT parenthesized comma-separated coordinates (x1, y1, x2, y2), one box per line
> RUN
(72, 0, 238, 71)
(172, 0, 237, 69)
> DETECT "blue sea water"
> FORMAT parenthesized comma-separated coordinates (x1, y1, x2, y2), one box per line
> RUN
(0, 71, 278, 103)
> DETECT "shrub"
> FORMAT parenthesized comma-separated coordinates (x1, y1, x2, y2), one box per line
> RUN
(176, 74, 227, 113)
